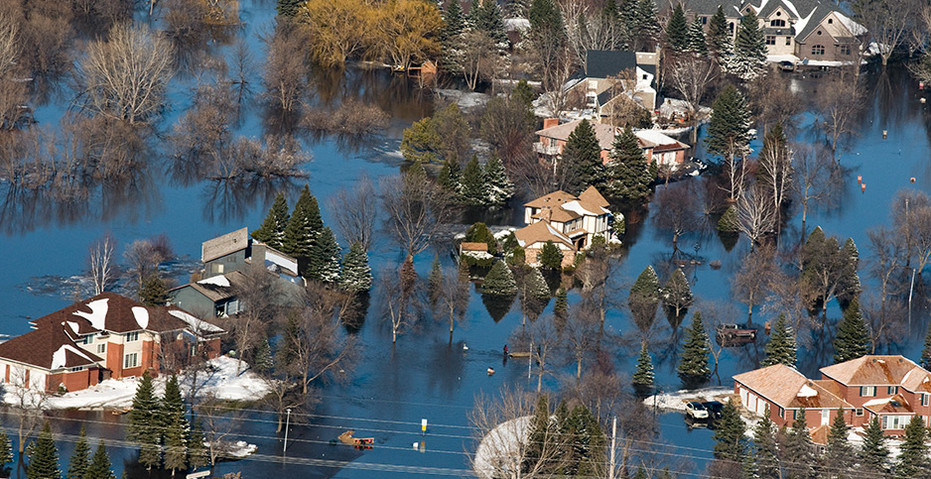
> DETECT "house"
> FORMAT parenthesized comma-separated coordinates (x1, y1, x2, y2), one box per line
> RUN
(0, 293, 224, 393)
(515, 186, 615, 267)
(535, 118, 690, 168)
(564, 50, 661, 118)
(733, 355, 931, 441)
(168, 270, 248, 319)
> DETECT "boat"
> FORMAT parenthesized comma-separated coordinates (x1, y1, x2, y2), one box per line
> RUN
(338, 430, 374, 448)
(508, 352, 531, 358)
(715, 323, 757, 346)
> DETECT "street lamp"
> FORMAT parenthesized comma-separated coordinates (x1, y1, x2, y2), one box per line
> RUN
(283, 408, 292, 455)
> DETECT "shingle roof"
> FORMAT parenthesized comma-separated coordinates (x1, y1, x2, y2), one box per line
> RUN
(0, 326, 103, 371)
(584, 50, 638, 79)
(32, 292, 190, 335)
(171, 270, 249, 303)
(578, 186, 610, 209)
(536, 119, 617, 151)
(202, 227, 249, 263)
(524, 190, 578, 209)
(734, 363, 852, 409)
(820, 355, 930, 387)
(514, 221, 574, 249)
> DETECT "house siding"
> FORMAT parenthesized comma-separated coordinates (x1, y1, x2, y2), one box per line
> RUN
(204, 250, 247, 278)
(168, 285, 218, 319)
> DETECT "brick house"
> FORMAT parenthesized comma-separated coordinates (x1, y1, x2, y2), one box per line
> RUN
(0, 293, 224, 393)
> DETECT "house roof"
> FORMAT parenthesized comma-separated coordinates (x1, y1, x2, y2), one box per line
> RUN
(863, 394, 915, 415)
(531, 206, 580, 223)
(514, 221, 574, 249)
(524, 190, 578, 209)
(578, 185, 610, 209)
(0, 326, 103, 371)
(820, 355, 931, 390)
(584, 50, 638, 79)
(460, 242, 489, 252)
(202, 227, 249, 263)
(734, 363, 852, 410)
(31, 292, 191, 335)
(536, 119, 617, 152)
(525, 186, 611, 224)
(172, 270, 250, 303)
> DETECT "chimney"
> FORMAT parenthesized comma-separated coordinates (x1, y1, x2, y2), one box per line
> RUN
(543, 118, 559, 130)
(253, 242, 266, 266)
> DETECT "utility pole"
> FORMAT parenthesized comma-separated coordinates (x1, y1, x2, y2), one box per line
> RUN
(609, 416, 617, 479)
(528, 341, 533, 380)
(283, 408, 292, 454)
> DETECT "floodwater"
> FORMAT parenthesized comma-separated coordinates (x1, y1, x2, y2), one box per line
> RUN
(1, 0, 931, 476)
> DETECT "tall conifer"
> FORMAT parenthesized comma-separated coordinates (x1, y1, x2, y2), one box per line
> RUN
(678, 312, 711, 388)
(860, 415, 889, 476)
(306, 226, 341, 283)
(560, 119, 605, 195)
(685, 17, 707, 54)
(252, 192, 289, 249)
(707, 6, 729, 53)
(483, 155, 515, 207)
(753, 410, 779, 478)
(606, 126, 652, 204)
(83, 443, 115, 479)
(784, 409, 817, 478)
(27, 423, 60, 479)
(128, 371, 160, 470)
(711, 401, 746, 462)
(762, 314, 797, 367)
(161, 375, 188, 475)
(665, 4, 688, 51)
(632, 341, 654, 397)
(896, 415, 930, 478)
(822, 410, 854, 478)
(833, 299, 871, 364)
(460, 155, 486, 206)
(339, 241, 373, 293)
(629, 266, 660, 333)
(726, 10, 767, 81)
(67, 427, 90, 479)
(281, 185, 323, 261)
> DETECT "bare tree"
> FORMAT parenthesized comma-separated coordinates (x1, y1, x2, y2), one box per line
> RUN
(757, 127, 793, 236)
(230, 264, 280, 374)
(653, 181, 703, 254)
(817, 72, 862, 163)
(893, 190, 931, 275)
(736, 185, 776, 248)
(194, 398, 246, 466)
(667, 56, 717, 144)
(746, 73, 800, 136)
(378, 265, 420, 343)
(7, 367, 48, 453)
(791, 143, 830, 237)
(732, 245, 776, 323)
(510, 315, 559, 392)
(437, 266, 470, 344)
(74, 23, 174, 125)
(561, 301, 603, 380)
(460, 31, 498, 91)
(866, 227, 907, 337)
(124, 236, 173, 294)
(696, 299, 742, 382)
(263, 21, 310, 116)
(0, 11, 18, 81)
(88, 233, 117, 295)
(853, 0, 916, 67)
(381, 172, 454, 262)
(329, 175, 377, 251)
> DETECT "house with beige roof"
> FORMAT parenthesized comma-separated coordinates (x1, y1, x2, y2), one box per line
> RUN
(535, 119, 689, 169)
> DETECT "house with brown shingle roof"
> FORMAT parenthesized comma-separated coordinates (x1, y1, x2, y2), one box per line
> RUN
(0, 293, 224, 393)
(534, 118, 689, 168)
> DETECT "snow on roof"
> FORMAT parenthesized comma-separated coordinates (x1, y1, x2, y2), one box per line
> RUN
(198, 275, 231, 287)
(797, 384, 818, 398)
(66, 321, 80, 335)
(131, 306, 149, 330)
(169, 310, 225, 334)
(72, 298, 109, 331)
(835, 12, 866, 36)
(782, 0, 800, 20)
(50, 344, 96, 370)
(863, 397, 891, 407)
(903, 369, 914, 385)
(793, 8, 815, 41)
(561, 200, 598, 217)
(635, 129, 680, 146)
(504, 18, 530, 31)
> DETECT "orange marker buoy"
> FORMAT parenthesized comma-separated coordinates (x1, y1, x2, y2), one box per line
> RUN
(911, 177, 916, 183)
(857, 175, 862, 184)
(861, 183, 866, 193)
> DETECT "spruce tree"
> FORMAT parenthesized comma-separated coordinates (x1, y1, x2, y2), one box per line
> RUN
(717, 204, 739, 232)
(523, 396, 554, 472)
(539, 241, 564, 270)
(896, 415, 930, 478)
(762, 314, 797, 367)
(860, 415, 889, 476)
(67, 427, 90, 479)
(483, 155, 515, 207)
(128, 371, 160, 470)
(833, 299, 871, 364)
(922, 325, 931, 369)
(706, 85, 752, 164)
(822, 410, 854, 478)
(554, 287, 569, 321)
(563, 404, 606, 476)
(441, 0, 466, 74)
(528, 0, 567, 67)
(339, 241, 372, 293)
(481, 260, 518, 296)
(252, 192, 289, 249)
(437, 158, 462, 196)
(661, 268, 693, 324)
(628, 266, 660, 333)
(138, 275, 169, 307)
(632, 341, 654, 397)
(726, 10, 767, 81)
(0, 428, 11, 468)
(464, 222, 498, 254)
(461, 155, 486, 206)
(753, 410, 780, 478)
(281, 186, 323, 262)
(187, 420, 208, 471)
(677, 311, 711, 388)
(665, 4, 688, 52)
(712, 401, 746, 462)
(83, 443, 115, 479)
(253, 337, 274, 375)
(471, 0, 508, 45)
(707, 6, 729, 54)
(838, 238, 861, 309)
(784, 409, 817, 479)
(401, 117, 440, 164)
(27, 423, 61, 479)
(606, 127, 652, 204)
(161, 375, 188, 475)
(306, 226, 341, 283)
(685, 16, 707, 54)
(560, 119, 606, 195)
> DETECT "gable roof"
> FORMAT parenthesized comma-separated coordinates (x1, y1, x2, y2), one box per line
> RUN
(820, 355, 931, 389)
(579, 185, 610, 209)
(0, 326, 103, 371)
(171, 270, 249, 303)
(524, 190, 577, 209)
(536, 119, 617, 151)
(32, 292, 190, 335)
(202, 227, 249, 263)
(514, 221, 574, 249)
(734, 363, 852, 410)
(584, 50, 638, 79)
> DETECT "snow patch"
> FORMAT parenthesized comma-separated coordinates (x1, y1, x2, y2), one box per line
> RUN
(560, 200, 597, 217)
(131, 307, 149, 330)
(504, 18, 530, 31)
(643, 387, 734, 411)
(863, 397, 891, 407)
(65, 322, 80, 335)
(198, 275, 231, 287)
(797, 384, 818, 398)
(835, 12, 866, 36)
(72, 298, 109, 331)
(50, 345, 96, 370)
(902, 369, 914, 385)
(169, 310, 224, 334)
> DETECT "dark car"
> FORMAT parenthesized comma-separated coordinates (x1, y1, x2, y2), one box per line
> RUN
(702, 401, 725, 420)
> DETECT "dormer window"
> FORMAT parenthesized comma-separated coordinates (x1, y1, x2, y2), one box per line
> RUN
(828, 18, 833, 24)
(771, 19, 786, 27)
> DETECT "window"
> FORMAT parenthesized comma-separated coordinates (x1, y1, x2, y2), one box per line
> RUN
(881, 415, 909, 430)
(97, 344, 106, 354)
(700, 16, 707, 24)
(729, 22, 734, 32)
(838, 44, 851, 55)
(888, 386, 898, 395)
(922, 394, 929, 407)
(793, 409, 799, 419)
(860, 386, 877, 397)
(817, 30, 822, 35)
(778, 407, 785, 418)
(70, 366, 84, 372)
(124, 353, 139, 369)
(126, 331, 139, 342)
(82, 334, 93, 344)
(828, 18, 833, 24)
(812, 44, 825, 55)
(786, 37, 792, 45)
(856, 408, 864, 416)
(770, 19, 786, 27)
(766, 36, 776, 45)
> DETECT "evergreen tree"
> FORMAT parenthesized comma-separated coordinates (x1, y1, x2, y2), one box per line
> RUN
(281, 185, 323, 261)
(252, 192, 289, 249)
(632, 341, 654, 397)
(437, 158, 462, 196)
(606, 127, 652, 204)
(554, 287, 568, 321)
(665, 3, 688, 51)
(707, 6, 729, 54)
(138, 275, 169, 307)
(471, 0, 508, 45)
(717, 204, 739, 232)
(306, 226, 341, 283)
(512, 80, 536, 109)
(661, 268, 693, 323)
(464, 222, 498, 253)
(626, 0, 660, 50)
(83, 443, 115, 479)
(726, 10, 767, 81)
(762, 314, 797, 367)
(678, 311, 711, 388)
(187, 421, 208, 471)
(539, 241, 564, 270)
(559, 119, 606, 195)
(838, 238, 861, 309)
(481, 260, 518, 296)
(712, 401, 746, 462)
(822, 410, 854, 479)
(460, 155, 487, 206)
(0, 428, 11, 468)
(483, 155, 515, 207)
(860, 415, 889, 476)
(276, 0, 302, 17)
(128, 371, 160, 470)
(400, 117, 441, 164)
(685, 16, 707, 54)
(753, 410, 780, 478)
(528, 0, 567, 67)
(27, 423, 61, 479)
(628, 266, 660, 333)
(562, 404, 607, 476)
(523, 396, 554, 472)
(706, 85, 752, 164)
(896, 414, 930, 478)
(833, 299, 871, 364)
(441, 0, 466, 74)
(253, 337, 274, 375)
(160, 375, 188, 475)
(67, 428, 90, 479)
(339, 241, 372, 293)
(922, 325, 931, 369)
(784, 409, 817, 479)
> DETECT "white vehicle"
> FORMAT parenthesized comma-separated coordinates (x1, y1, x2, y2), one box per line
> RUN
(685, 401, 709, 419)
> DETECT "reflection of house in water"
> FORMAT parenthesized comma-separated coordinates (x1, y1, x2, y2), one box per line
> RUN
(515, 186, 616, 268)
(168, 227, 306, 319)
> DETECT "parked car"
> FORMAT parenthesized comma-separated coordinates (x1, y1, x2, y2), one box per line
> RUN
(685, 401, 709, 419)
(702, 401, 725, 420)
(779, 60, 796, 72)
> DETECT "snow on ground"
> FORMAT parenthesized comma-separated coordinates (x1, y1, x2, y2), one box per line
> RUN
(643, 387, 734, 412)
(211, 440, 258, 459)
(434, 89, 489, 110)
(4, 356, 270, 411)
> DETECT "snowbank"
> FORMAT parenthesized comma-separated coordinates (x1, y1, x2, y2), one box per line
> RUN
(433, 89, 489, 110)
(643, 387, 734, 411)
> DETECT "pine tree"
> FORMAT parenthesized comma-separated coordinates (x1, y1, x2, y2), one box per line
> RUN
(253, 337, 273, 375)
(662, 268, 693, 324)
(276, 0, 302, 17)
(922, 325, 931, 369)
(563, 404, 606, 476)
(762, 314, 797, 367)
(784, 409, 817, 479)
(437, 158, 462, 196)
(753, 410, 780, 478)
(27, 423, 61, 479)
(306, 226, 341, 283)
(860, 415, 889, 476)
(706, 85, 752, 163)
(138, 275, 169, 307)
(833, 299, 871, 364)
(83, 443, 115, 479)
(481, 260, 518, 296)
(128, 371, 160, 470)
(67, 427, 90, 479)
(554, 287, 568, 321)
(632, 341, 654, 397)
(822, 410, 854, 479)
(712, 401, 747, 462)
(665, 3, 688, 51)
(685, 16, 707, 54)
(161, 375, 188, 475)
(187, 420, 208, 471)
(401, 117, 440, 164)
(441, 0, 466, 74)
(628, 266, 660, 333)
(464, 222, 498, 253)
(606, 127, 652, 204)
(896, 415, 930, 478)
(339, 241, 372, 293)
(471, 0, 507, 45)
(281, 185, 323, 261)
(252, 192, 289, 249)
(726, 10, 767, 81)
(521, 267, 551, 312)
(539, 241, 564, 270)
(717, 205, 739, 232)
(707, 6, 729, 54)
(483, 155, 515, 207)
(523, 396, 554, 472)
(560, 119, 606, 195)
(460, 155, 486, 206)
(529, 0, 567, 66)
(838, 238, 861, 309)
(678, 312, 711, 388)
(0, 428, 11, 468)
